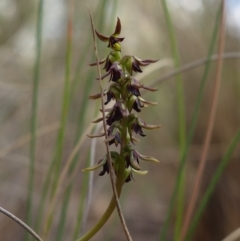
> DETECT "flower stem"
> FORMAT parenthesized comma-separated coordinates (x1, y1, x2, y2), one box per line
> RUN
(75, 180, 123, 241)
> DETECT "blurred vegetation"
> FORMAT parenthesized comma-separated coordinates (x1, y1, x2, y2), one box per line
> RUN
(0, 0, 239, 241)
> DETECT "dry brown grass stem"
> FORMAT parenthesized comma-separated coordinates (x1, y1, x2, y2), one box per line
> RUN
(0, 122, 59, 159)
(180, 1, 226, 240)
(222, 227, 240, 241)
(88, 8, 133, 241)
(0, 207, 43, 241)
(42, 123, 94, 236)
(152, 51, 240, 86)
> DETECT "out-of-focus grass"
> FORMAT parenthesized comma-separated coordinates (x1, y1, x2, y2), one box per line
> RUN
(185, 128, 240, 241)
(26, 1, 44, 241)
(159, 1, 186, 239)
(0, 0, 240, 241)
(159, 3, 221, 241)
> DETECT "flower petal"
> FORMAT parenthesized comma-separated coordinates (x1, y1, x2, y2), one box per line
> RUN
(138, 96, 158, 106)
(130, 151, 141, 170)
(140, 59, 159, 64)
(104, 135, 115, 143)
(89, 58, 106, 66)
(113, 17, 121, 36)
(141, 85, 158, 92)
(82, 161, 104, 172)
(131, 136, 140, 142)
(87, 133, 105, 138)
(137, 119, 162, 129)
(89, 93, 102, 100)
(95, 30, 109, 42)
(142, 124, 163, 129)
(131, 168, 148, 175)
(135, 150, 160, 163)
(92, 117, 104, 123)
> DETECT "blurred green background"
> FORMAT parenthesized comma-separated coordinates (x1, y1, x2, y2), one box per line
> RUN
(0, 0, 239, 241)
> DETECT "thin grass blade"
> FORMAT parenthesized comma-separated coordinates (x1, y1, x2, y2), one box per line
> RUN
(185, 129, 240, 241)
(159, 1, 186, 238)
(26, 1, 44, 240)
(159, 4, 221, 241)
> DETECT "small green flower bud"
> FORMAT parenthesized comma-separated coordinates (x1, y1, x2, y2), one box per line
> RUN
(95, 17, 124, 51)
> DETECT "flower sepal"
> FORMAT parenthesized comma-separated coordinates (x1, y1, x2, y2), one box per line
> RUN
(105, 122, 122, 146)
(82, 151, 120, 177)
(107, 99, 129, 125)
(121, 55, 158, 75)
(95, 17, 124, 51)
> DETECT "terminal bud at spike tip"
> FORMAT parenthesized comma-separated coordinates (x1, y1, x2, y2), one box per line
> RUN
(95, 17, 124, 51)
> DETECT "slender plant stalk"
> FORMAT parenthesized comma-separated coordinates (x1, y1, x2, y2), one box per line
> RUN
(75, 182, 123, 241)
(180, 1, 226, 240)
(160, 0, 186, 238)
(26, 1, 43, 240)
(185, 129, 240, 241)
(87, 9, 132, 241)
(159, 4, 221, 240)
(0, 207, 43, 241)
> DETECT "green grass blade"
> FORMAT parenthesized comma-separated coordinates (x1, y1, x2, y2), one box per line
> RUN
(43, 11, 73, 236)
(54, 70, 95, 241)
(160, 0, 186, 238)
(35, 6, 73, 237)
(159, 5, 221, 241)
(55, 1, 117, 239)
(55, 183, 72, 241)
(73, 157, 90, 239)
(50, 16, 72, 197)
(35, 159, 55, 232)
(26, 0, 44, 240)
(185, 129, 240, 241)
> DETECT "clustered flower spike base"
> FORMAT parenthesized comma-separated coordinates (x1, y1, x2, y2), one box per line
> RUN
(83, 17, 162, 183)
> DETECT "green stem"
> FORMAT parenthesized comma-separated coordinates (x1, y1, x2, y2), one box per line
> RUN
(75, 181, 123, 241)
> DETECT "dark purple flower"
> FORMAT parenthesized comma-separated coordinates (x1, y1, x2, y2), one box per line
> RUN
(99, 161, 109, 176)
(100, 62, 123, 82)
(105, 122, 121, 146)
(106, 99, 129, 126)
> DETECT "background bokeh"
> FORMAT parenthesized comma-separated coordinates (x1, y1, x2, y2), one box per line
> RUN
(0, 0, 239, 241)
